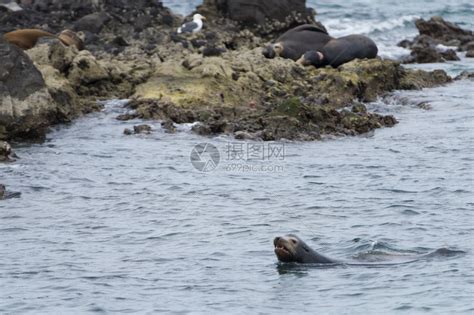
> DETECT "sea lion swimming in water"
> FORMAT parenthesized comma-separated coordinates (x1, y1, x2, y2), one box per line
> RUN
(274, 235, 465, 265)
(296, 34, 378, 68)
(3, 29, 84, 50)
(263, 24, 333, 61)
(274, 235, 338, 264)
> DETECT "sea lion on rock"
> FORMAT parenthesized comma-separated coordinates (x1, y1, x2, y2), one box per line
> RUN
(297, 34, 378, 68)
(263, 24, 333, 61)
(3, 29, 84, 50)
(274, 234, 338, 264)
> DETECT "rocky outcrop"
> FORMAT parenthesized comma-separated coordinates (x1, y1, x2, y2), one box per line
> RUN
(0, 3, 458, 142)
(197, 0, 319, 36)
(0, 37, 57, 139)
(0, 140, 16, 161)
(124, 51, 451, 141)
(416, 16, 473, 50)
(400, 16, 474, 63)
(0, 33, 155, 140)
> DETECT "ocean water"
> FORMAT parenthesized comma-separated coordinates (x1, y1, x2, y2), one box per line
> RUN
(1, 1, 474, 314)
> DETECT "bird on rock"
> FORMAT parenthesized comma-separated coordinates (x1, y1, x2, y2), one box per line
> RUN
(178, 14, 206, 34)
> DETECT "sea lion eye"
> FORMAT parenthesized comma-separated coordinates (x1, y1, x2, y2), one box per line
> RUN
(291, 239, 297, 244)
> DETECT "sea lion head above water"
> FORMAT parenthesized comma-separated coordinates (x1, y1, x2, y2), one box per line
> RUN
(274, 234, 337, 264)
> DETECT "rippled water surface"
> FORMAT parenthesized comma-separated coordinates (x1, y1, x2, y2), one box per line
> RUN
(1, 0, 474, 314)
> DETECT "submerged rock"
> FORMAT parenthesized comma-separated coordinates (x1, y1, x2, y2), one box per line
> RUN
(0, 183, 21, 200)
(124, 124, 153, 135)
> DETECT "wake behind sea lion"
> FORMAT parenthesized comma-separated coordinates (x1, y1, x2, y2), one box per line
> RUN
(3, 29, 84, 50)
(263, 24, 333, 61)
(297, 34, 378, 68)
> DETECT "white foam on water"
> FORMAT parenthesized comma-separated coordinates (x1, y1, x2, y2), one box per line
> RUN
(321, 15, 420, 37)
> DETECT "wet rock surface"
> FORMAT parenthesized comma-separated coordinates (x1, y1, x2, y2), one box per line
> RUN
(197, 0, 321, 37)
(0, 140, 16, 161)
(400, 16, 473, 63)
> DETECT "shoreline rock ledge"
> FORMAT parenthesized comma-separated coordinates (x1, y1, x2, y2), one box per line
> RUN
(0, 0, 455, 142)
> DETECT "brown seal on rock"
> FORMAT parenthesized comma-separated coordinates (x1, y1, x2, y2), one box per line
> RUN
(3, 29, 84, 50)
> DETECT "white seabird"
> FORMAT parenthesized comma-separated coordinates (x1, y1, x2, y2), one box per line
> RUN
(0, 0, 23, 12)
(177, 14, 206, 34)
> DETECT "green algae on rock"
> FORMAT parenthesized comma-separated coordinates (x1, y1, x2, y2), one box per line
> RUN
(127, 46, 450, 141)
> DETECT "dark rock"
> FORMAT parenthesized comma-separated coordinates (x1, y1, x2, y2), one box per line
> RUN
(401, 17, 473, 63)
(198, 0, 320, 36)
(416, 16, 473, 48)
(0, 38, 57, 139)
(192, 123, 212, 136)
(454, 71, 474, 81)
(398, 39, 412, 49)
(408, 45, 441, 63)
(204, 0, 313, 25)
(73, 12, 110, 33)
(161, 120, 176, 133)
(123, 128, 133, 135)
(0, 183, 21, 200)
(417, 102, 432, 110)
(117, 113, 138, 121)
(440, 49, 460, 61)
(111, 36, 129, 47)
(352, 103, 367, 114)
(400, 69, 452, 89)
(202, 46, 227, 57)
(0, 140, 16, 161)
(0, 38, 45, 99)
(133, 124, 152, 134)
(466, 50, 474, 58)
(191, 39, 208, 48)
(406, 45, 459, 64)
(464, 41, 474, 51)
(234, 130, 257, 140)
